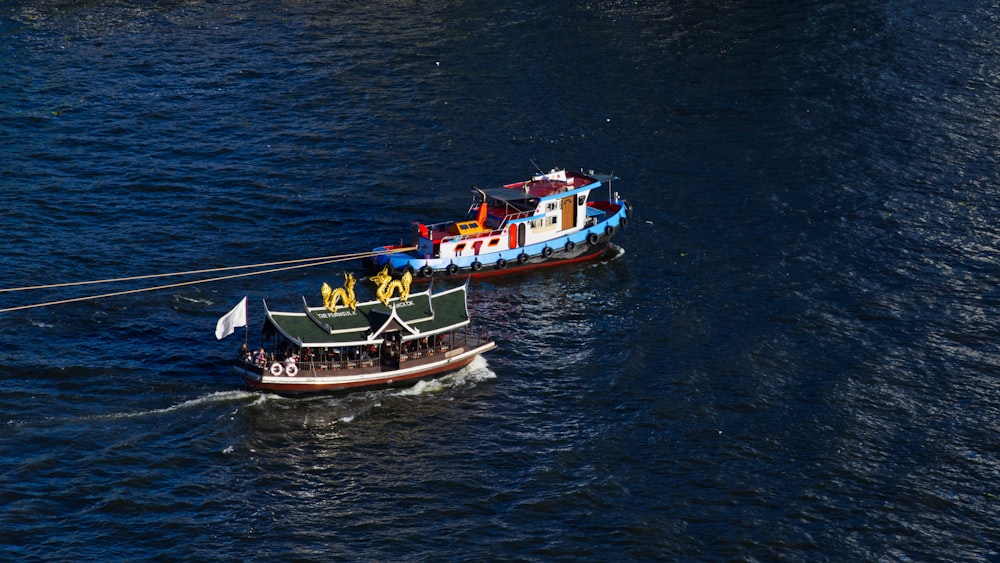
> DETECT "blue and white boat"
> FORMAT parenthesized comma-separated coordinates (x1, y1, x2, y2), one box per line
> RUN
(365, 168, 631, 278)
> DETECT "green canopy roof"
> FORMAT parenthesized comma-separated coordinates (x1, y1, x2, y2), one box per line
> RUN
(262, 283, 471, 348)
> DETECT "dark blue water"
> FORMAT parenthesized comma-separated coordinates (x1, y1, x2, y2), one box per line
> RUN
(3, 1, 1000, 560)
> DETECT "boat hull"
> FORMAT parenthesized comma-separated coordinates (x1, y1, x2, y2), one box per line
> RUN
(235, 340, 496, 396)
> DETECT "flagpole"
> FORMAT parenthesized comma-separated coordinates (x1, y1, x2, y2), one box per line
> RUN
(244, 296, 249, 347)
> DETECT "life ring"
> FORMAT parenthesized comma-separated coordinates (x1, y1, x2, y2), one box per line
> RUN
(496, 258, 508, 270)
(517, 253, 529, 265)
(605, 225, 615, 236)
(284, 364, 298, 377)
(446, 263, 459, 276)
(587, 233, 600, 245)
(420, 265, 433, 277)
(269, 362, 283, 376)
(471, 260, 483, 272)
(542, 247, 553, 258)
(565, 241, 576, 252)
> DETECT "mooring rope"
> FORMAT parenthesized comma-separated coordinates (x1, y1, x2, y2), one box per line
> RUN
(0, 247, 415, 314)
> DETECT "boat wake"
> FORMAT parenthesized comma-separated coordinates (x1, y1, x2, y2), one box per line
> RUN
(173, 294, 214, 306)
(189, 358, 498, 431)
(108, 390, 262, 420)
(394, 355, 497, 396)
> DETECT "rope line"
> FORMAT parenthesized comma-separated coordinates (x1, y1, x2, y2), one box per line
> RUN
(0, 247, 416, 314)
(0, 247, 414, 293)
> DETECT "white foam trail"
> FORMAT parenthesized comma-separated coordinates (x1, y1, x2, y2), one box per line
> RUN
(175, 295, 212, 305)
(394, 355, 496, 397)
(398, 378, 443, 396)
(109, 389, 260, 419)
(607, 243, 626, 260)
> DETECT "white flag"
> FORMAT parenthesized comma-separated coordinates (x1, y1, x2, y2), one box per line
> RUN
(215, 296, 247, 340)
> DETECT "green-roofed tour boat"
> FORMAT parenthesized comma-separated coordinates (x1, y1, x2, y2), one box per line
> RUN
(231, 268, 495, 395)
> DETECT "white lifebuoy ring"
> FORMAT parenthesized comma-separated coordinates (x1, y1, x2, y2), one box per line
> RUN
(269, 362, 284, 376)
(284, 363, 298, 377)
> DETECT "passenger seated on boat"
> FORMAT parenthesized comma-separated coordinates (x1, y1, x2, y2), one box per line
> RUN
(255, 348, 267, 365)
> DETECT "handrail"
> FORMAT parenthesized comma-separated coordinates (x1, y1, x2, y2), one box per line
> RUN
(425, 210, 539, 245)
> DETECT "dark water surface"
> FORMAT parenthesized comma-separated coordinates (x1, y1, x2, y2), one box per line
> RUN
(3, 1, 1000, 560)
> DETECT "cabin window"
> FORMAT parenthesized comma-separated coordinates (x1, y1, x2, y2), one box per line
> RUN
(546, 202, 557, 212)
(487, 238, 500, 247)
